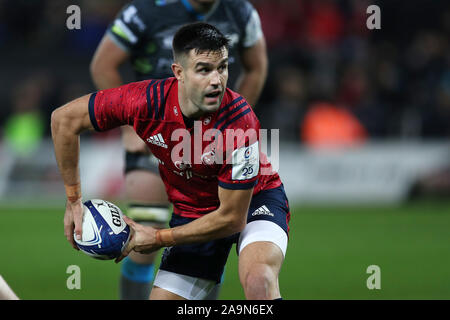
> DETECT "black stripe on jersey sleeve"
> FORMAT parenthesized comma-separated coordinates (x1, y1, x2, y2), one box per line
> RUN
(146, 79, 157, 118)
(153, 79, 161, 119)
(217, 108, 252, 132)
(214, 101, 249, 129)
(159, 79, 166, 120)
(88, 92, 101, 131)
(217, 96, 243, 117)
(218, 179, 258, 190)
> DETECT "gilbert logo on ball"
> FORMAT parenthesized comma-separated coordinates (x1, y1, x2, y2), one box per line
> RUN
(74, 200, 130, 260)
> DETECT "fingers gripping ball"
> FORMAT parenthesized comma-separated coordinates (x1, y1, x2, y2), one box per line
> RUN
(74, 199, 131, 260)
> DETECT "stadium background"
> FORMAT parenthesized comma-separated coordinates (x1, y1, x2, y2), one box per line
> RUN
(0, 0, 449, 300)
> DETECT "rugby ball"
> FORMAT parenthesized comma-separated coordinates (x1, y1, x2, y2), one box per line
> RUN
(74, 199, 130, 260)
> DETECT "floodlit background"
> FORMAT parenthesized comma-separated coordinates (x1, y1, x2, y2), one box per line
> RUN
(0, 0, 449, 299)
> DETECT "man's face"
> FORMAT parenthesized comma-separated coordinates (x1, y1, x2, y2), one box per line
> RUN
(180, 47, 228, 115)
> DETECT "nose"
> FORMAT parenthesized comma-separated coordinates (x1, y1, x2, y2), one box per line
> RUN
(210, 70, 220, 86)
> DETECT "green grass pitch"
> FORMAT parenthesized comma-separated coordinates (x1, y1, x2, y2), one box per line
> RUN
(1, 200, 449, 300)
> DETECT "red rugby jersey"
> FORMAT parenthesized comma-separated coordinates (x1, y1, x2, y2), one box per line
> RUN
(89, 77, 281, 218)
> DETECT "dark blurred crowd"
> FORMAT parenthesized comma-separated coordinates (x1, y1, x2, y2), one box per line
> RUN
(254, 0, 450, 144)
(0, 0, 449, 151)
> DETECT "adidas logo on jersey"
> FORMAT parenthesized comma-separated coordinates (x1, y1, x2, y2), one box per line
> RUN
(147, 133, 168, 148)
(251, 205, 273, 217)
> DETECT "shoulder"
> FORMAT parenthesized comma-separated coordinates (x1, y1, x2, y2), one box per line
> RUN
(214, 88, 259, 132)
(221, 0, 256, 22)
(125, 0, 156, 12)
(145, 77, 177, 120)
(117, 0, 176, 24)
(115, 0, 153, 21)
(130, 0, 183, 14)
(94, 80, 151, 110)
(107, 0, 154, 47)
(220, 0, 262, 47)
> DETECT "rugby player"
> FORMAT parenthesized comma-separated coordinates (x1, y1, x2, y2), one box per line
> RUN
(90, 0, 268, 299)
(52, 22, 287, 300)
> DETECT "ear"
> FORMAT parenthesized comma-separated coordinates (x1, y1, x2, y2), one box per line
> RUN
(171, 62, 184, 82)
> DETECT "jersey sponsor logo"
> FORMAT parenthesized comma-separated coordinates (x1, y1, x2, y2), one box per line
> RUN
(147, 133, 168, 148)
(251, 205, 274, 217)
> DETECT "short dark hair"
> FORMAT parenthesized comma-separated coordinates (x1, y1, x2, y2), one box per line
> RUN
(172, 22, 229, 62)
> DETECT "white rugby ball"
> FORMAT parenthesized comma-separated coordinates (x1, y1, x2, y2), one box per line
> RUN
(74, 199, 130, 260)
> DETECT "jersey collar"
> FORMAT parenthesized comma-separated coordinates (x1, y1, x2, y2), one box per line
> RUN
(169, 79, 220, 130)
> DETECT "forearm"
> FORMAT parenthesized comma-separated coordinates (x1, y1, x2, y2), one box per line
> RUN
(156, 188, 254, 247)
(51, 95, 92, 188)
(51, 113, 81, 187)
(52, 103, 85, 242)
(122, 205, 246, 259)
(169, 208, 245, 245)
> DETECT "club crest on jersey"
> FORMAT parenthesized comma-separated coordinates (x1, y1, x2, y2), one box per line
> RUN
(147, 133, 168, 148)
(201, 149, 216, 165)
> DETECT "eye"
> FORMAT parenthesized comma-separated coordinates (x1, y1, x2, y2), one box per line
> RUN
(198, 67, 210, 74)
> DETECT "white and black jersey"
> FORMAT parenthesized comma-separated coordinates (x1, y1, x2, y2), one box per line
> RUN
(107, 0, 263, 85)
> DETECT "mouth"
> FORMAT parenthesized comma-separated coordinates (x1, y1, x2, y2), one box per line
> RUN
(205, 90, 221, 98)
(204, 90, 222, 104)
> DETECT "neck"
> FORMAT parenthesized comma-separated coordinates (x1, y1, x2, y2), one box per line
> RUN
(187, 0, 215, 14)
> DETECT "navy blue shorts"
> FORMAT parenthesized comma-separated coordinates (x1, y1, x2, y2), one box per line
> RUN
(158, 185, 290, 283)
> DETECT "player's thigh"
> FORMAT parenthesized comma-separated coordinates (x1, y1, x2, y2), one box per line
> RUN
(238, 240, 284, 288)
(151, 270, 216, 300)
(237, 185, 290, 291)
(125, 169, 168, 203)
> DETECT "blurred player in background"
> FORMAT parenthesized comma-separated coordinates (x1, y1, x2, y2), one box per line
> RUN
(52, 22, 288, 300)
(90, 0, 267, 300)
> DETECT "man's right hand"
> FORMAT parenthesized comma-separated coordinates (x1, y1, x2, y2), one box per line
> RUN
(115, 216, 163, 263)
(64, 199, 84, 250)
